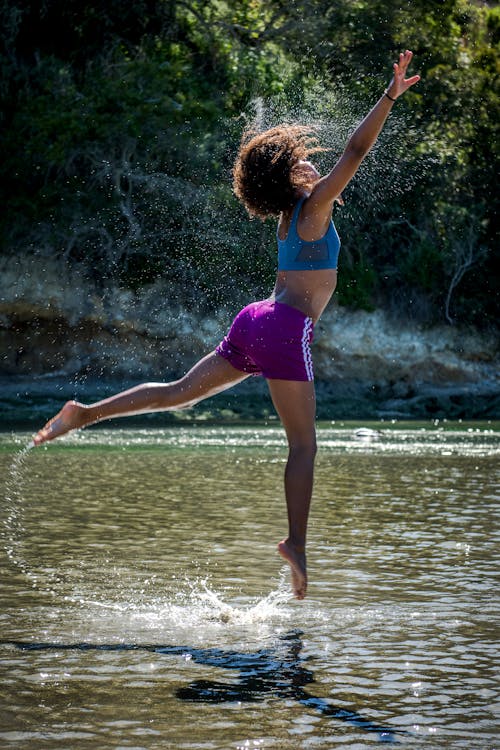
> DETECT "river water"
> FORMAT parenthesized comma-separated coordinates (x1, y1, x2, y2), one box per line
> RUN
(0, 422, 498, 749)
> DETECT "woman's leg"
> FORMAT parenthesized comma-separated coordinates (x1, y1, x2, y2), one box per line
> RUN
(34, 352, 249, 445)
(266, 378, 317, 600)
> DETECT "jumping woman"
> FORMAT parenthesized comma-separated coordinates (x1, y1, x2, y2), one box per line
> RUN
(33, 51, 420, 599)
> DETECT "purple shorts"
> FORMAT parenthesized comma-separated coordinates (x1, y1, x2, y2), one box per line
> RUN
(216, 299, 314, 381)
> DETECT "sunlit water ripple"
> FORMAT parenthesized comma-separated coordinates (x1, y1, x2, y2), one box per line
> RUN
(0, 422, 498, 749)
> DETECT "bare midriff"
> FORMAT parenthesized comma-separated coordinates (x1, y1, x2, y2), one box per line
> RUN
(272, 268, 338, 324)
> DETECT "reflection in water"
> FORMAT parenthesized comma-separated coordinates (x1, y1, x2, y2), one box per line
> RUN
(2, 631, 404, 744)
(1, 424, 499, 749)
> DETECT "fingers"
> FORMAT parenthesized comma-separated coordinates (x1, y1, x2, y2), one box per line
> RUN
(391, 50, 419, 93)
(400, 50, 413, 68)
(394, 50, 412, 75)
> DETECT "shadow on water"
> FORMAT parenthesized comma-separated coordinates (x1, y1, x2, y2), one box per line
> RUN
(1, 630, 408, 744)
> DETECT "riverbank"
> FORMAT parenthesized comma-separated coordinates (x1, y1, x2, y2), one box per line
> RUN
(1, 370, 498, 430)
(1, 257, 498, 425)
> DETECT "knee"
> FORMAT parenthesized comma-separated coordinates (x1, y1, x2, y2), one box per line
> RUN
(289, 436, 317, 462)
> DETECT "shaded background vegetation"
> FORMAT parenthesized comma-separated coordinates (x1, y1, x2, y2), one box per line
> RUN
(1, 0, 498, 327)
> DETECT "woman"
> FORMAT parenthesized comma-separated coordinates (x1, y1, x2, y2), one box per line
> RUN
(33, 51, 420, 600)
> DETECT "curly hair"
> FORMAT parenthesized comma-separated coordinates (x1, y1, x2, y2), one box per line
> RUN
(233, 124, 325, 220)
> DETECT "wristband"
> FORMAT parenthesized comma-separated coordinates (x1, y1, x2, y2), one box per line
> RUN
(384, 90, 397, 102)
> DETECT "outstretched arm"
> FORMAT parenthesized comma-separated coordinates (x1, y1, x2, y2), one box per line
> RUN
(308, 50, 420, 212)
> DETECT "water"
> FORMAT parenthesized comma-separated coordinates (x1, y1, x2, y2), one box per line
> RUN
(0, 422, 498, 749)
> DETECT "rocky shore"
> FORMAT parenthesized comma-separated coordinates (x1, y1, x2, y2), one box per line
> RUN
(1, 256, 498, 425)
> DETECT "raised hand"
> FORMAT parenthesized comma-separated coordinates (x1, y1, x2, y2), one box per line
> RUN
(386, 50, 420, 100)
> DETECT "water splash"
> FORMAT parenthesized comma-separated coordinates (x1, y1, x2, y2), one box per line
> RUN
(63, 570, 293, 646)
(192, 571, 292, 626)
(242, 81, 431, 225)
(2, 438, 293, 634)
(3, 441, 36, 583)
(2, 440, 73, 598)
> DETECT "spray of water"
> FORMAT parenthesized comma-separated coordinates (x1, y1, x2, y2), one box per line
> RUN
(2, 442, 37, 584)
(46, 569, 296, 648)
(241, 80, 429, 216)
(2, 442, 294, 641)
(3, 440, 72, 598)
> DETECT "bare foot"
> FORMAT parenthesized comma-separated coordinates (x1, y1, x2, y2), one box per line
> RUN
(278, 539, 307, 600)
(33, 400, 88, 446)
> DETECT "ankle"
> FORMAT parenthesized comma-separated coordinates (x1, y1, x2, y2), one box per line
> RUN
(284, 537, 305, 554)
(77, 403, 96, 428)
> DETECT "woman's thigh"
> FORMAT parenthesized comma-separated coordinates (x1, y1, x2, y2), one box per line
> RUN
(266, 379, 316, 448)
(176, 351, 250, 404)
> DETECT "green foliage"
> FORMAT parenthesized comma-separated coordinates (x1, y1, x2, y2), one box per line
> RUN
(0, 0, 498, 326)
(337, 261, 377, 312)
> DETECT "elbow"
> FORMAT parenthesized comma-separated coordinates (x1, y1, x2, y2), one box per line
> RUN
(345, 140, 368, 161)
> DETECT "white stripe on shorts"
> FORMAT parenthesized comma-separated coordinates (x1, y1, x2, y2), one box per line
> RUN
(301, 317, 314, 381)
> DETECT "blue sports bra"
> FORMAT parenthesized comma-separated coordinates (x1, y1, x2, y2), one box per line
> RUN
(277, 198, 340, 271)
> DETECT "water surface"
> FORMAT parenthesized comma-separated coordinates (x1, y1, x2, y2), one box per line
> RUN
(1, 422, 498, 748)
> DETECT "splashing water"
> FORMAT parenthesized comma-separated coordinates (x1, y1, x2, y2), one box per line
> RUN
(2, 441, 37, 584)
(194, 574, 292, 625)
(242, 81, 432, 217)
(1, 425, 498, 748)
(2, 440, 293, 645)
(63, 569, 293, 644)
